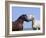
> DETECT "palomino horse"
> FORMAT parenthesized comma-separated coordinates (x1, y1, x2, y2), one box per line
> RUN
(12, 14, 34, 31)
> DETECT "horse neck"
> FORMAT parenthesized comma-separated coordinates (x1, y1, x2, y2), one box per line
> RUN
(15, 19, 24, 24)
(18, 19, 24, 23)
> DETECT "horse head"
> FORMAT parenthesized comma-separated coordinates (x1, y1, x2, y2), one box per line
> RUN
(18, 14, 34, 22)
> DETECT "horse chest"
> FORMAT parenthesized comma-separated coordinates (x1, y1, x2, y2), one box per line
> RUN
(16, 22, 23, 29)
(12, 22, 23, 31)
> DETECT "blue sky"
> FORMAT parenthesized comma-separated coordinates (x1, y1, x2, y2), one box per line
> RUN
(12, 7, 40, 30)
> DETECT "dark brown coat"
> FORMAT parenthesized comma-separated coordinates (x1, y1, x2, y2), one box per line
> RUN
(12, 15, 27, 31)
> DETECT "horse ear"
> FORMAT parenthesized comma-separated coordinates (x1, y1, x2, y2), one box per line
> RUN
(22, 14, 27, 18)
(22, 15, 27, 18)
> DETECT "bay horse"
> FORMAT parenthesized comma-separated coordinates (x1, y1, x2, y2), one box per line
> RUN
(12, 14, 34, 31)
(12, 14, 28, 31)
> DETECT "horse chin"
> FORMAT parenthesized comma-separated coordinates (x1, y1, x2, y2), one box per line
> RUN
(25, 19, 31, 22)
(25, 16, 33, 22)
(25, 20, 30, 22)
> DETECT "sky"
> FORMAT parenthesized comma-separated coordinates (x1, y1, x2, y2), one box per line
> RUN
(12, 7, 40, 30)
